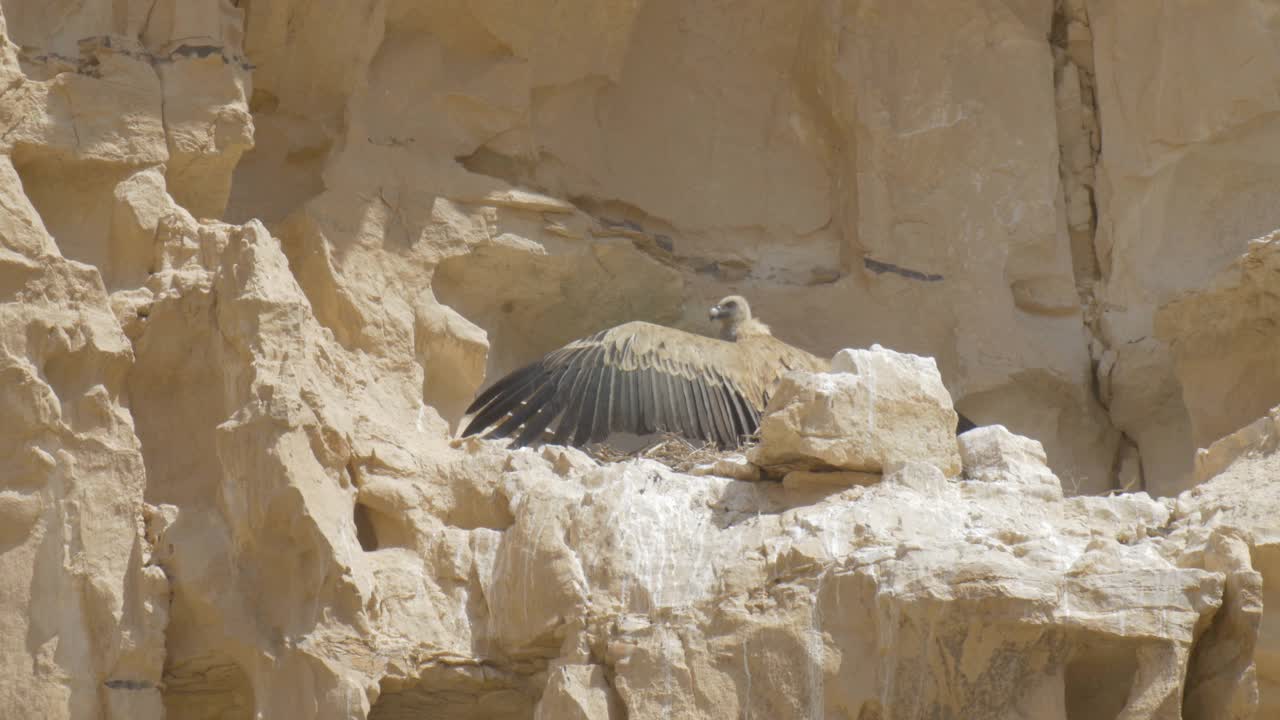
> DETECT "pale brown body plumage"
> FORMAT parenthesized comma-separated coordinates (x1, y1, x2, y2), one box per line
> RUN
(462, 296, 828, 448)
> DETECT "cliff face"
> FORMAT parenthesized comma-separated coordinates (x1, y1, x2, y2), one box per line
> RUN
(1, 1, 1278, 718)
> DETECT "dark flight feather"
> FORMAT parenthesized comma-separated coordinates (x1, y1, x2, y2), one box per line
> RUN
(461, 308, 829, 449)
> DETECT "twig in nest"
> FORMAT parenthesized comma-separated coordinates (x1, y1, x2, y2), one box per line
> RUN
(583, 433, 752, 473)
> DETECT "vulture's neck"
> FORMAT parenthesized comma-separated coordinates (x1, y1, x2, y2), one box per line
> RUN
(722, 318, 772, 341)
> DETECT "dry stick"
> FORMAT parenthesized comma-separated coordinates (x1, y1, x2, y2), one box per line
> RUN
(584, 432, 757, 473)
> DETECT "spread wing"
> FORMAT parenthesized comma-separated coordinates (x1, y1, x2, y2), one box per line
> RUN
(461, 322, 766, 448)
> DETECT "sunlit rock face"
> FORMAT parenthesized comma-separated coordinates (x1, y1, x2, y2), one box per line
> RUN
(4, 0, 1280, 718)
(749, 346, 962, 477)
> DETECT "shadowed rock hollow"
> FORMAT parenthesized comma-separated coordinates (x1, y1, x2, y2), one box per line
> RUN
(1, 1, 1279, 718)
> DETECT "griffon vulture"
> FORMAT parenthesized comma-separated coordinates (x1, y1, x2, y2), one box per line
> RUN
(461, 295, 827, 448)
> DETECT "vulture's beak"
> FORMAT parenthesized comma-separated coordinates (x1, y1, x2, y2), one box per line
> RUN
(709, 305, 725, 320)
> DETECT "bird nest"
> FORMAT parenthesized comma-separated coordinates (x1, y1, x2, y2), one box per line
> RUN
(584, 433, 750, 473)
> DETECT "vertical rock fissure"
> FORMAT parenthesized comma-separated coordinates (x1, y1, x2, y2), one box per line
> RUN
(1050, 0, 1102, 298)
(1052, 0, 1129, 490)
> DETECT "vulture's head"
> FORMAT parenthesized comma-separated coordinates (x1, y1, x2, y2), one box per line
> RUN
(710, 295, 768, 340)
(710, 295, 750, 322)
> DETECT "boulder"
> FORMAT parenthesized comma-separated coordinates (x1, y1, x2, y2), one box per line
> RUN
(749, 345, 962, 477)
(960, 424, 1064, 500)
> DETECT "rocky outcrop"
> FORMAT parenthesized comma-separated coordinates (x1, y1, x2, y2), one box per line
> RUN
(6, 183, 1279, 717)
(1155, 234, 1280, 460)
(1177, 410, 1280, 719)
(1086, 0, 1280, 494)
(749, 346, 961, 477)
(227, 0, 1127, 494)
(3, 1, 1280, 718)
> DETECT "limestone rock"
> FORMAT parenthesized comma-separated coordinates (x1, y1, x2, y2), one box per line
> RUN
(226, 0, 1124, 493)
(688, 453, 761, 482)
(1167, 410, 1280, 718)
(1087, 0, 1280, 493)
(750, 346, 962, 477)
(0, 20, 167, 719)
(0, 179, 1273, 720)
(534, 663, 624, 720)
(1156, 234, 1280, 459)
(781, 469, 879, 491)
(960, 424, 1064, 500)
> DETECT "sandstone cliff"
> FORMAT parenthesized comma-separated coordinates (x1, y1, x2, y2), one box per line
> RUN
(1, 1, 1279, 718)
